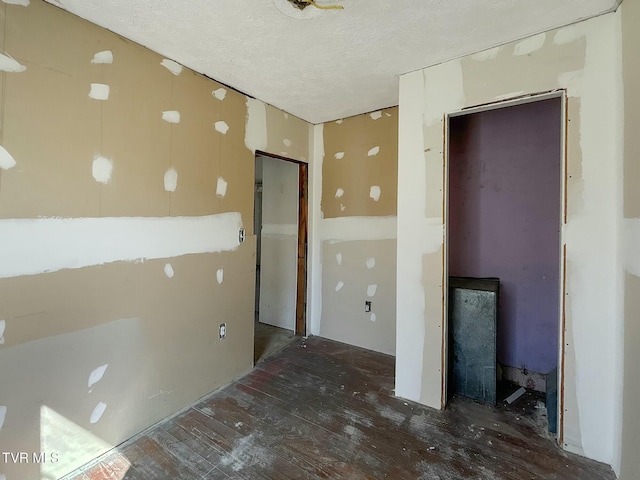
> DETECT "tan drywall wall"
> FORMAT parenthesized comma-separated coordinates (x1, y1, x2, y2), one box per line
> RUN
(620, 0, 640, 477)
(322, 108, 398, 218)
(317, 108, 398, 355)
(321, 239, 397, 355)
(0, 1, 310, 478)
(397, 12, 622, 466)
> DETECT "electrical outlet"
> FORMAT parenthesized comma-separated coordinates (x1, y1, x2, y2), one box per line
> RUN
(219, 323, 227, 339)
(365, 301, 372, 313)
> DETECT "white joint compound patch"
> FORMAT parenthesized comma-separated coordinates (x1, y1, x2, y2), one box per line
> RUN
(0, 212, 243, 279)
(335, 188, 344, 198)
(370, 313, 377, 322)
(370, 186, 381, 202)
(91, 50, 113, 64)
(370, 111, 383, 120)
(283, 138, 292, 148)
(0, 319, 5, 345)
(0, 145, 17, 170)
(162, 111, 181, 124)
(212, 88, 227, 100)
(367, 146, 380, 157)
(90, 402, 107, 424)
(160, 59, 182, 75)
(335, 281, 344, 292)
(215, 121, 230, 134)
(0, 53, 26, 72)
(554, 25, 583, 45)
(2, 0, 30, 5)
(88, 364, 108, 389)
(88, 83, 110, 101)
(367, 284, 378, 297)
(514, 33, 546, 56)
(164, 263, 174, 278)
(366, 257, 375, 269)
(336, 253, 342, 265)
(471, 46, 501, 61)
(340, 204, 346, 212)
(335, 119, 343, 124)
(245, 98, 267, 153)
(216, 177, 228, 197)
(334, 152, 345, 160)
(0, 406, 6, 430)
(217, 268, 224, 284)
(92, 156, 113, 184)
(164, 168, 178, 192)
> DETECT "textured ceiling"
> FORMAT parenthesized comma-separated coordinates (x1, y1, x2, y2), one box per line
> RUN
(45, 0, 618, 124)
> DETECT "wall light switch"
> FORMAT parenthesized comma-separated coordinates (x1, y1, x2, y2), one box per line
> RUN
(219, 323, 227, 339)
(365, 301, 372, 313)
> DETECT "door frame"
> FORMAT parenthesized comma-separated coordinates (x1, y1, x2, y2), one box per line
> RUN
(255, 151, 308, 336)
(442, 90, 567, 444)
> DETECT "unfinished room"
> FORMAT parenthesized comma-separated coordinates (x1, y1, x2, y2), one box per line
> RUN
(0, 0, 638, 479)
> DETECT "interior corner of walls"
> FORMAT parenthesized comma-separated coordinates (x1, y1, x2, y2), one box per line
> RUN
(245, 98, 267, 153)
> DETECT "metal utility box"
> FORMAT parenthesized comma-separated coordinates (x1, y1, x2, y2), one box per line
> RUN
(449, 276, 500, 405)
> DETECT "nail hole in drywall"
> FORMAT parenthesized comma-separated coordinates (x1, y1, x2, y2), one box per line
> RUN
(164, 168, 178, 192)
(215, 121, 229, 134)
(160, 59, 182, 75)
(92, 156, 113, 184)
(217, 177, 228, 197)
(88, 364, 108, 389)
(164, 263, 174, 278)
(212, 88, 227, 100)
(91, 50, 113, 64)
(162, 111, 181, 124)
(90, 402, 107, 424)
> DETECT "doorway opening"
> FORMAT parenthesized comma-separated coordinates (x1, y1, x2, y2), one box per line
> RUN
(445, 95, 564, 441)
(254, 152, 308, 364)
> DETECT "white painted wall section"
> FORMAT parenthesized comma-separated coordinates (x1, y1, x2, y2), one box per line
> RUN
(259, 157, 298, 330)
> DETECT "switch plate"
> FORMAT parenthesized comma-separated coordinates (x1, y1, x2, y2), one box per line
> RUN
(365, 301, 372, 313)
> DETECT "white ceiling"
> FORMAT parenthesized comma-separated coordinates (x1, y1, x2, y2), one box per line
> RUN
(46, 0, 618, 124)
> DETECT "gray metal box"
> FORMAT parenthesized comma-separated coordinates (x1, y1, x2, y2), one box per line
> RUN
(449, 277, 500, 405)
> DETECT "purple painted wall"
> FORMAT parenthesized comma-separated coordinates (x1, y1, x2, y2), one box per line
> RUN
(448, 98, 561, 375)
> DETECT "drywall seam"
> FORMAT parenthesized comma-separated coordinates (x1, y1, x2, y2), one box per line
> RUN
(245, 98, 267, 153)
(0, 213, 242, 278)
(396, 70, 429, 403)
(307, 124, 324, 336)
(320, 216, 397, 241)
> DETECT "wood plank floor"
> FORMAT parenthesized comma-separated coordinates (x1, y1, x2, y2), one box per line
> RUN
(64, 337, 615, 480)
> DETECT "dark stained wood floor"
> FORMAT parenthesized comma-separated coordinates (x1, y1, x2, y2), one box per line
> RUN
(64, 337, 615, 480)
